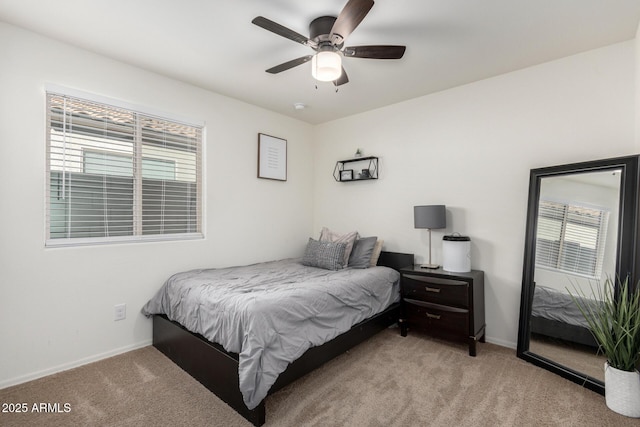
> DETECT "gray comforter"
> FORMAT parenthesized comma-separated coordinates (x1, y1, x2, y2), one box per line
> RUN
(141, 258, 400, 409)
(532, 285, 598, 327)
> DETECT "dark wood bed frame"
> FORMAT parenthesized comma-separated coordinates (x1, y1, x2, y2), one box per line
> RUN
(530, 316, 598, 348)
(152, 251, 414, 426)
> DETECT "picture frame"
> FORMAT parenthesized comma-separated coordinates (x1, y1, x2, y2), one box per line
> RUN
(340, 169, 354, 181)
(257, 133, 287, 181)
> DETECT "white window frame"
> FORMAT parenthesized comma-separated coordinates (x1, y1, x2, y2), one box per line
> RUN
(45, 86, 204, 247)
(535, 199, 609, 279)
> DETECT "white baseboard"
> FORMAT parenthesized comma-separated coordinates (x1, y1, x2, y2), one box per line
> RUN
(485, 336, 517, 349)
(0, 339, 152, 390)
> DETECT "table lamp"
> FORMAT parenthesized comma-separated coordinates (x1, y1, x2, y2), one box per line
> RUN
(414, 205, 447, 269)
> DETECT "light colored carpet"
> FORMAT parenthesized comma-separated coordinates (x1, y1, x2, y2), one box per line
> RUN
(1, 328, 636, 426)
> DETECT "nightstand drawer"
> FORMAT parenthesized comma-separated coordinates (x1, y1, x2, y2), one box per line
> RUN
(402, 274, 469, 307)
(404, 300, 468, 336)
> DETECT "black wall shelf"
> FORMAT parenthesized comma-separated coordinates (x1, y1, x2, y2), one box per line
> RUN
(333, 156, 379, 182)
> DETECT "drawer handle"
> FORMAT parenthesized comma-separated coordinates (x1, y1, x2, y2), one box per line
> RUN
(425, 286, 441, 293)
(426, 312, 441, 320)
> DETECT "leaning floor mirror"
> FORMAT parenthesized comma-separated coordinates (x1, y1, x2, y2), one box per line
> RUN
(517, 155, 640, 394)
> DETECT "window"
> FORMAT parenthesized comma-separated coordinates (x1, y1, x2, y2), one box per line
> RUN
(535, 200, 609, 278)
(46, 92, 203, 246)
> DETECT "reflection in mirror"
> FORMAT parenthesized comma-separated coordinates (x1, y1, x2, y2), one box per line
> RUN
(528, 170, 621, 382)
(517, 155, 639, 395)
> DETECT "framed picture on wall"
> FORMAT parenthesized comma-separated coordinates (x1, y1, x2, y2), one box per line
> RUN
(340, 169, 354, 181)
(258, 133, 287, 181)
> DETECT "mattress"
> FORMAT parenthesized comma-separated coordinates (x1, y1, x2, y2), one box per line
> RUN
(141, 258, 400, 409)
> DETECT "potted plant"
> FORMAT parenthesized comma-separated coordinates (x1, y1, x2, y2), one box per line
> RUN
(570, 277, 640, 417)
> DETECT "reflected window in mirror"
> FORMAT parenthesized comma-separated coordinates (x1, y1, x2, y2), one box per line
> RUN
(536, 200, 610, 279)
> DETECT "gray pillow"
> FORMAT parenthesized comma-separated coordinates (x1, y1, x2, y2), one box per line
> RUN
(302, 238, 347, 270)
(348, 236, 378, 268)
(319, 227, 359, 267)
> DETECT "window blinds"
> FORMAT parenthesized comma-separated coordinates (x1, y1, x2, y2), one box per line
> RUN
(45, 92, 202, 246)
(535, 200, 609, 278)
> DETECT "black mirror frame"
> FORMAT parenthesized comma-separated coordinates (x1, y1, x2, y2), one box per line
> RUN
(516, 155, 640, 395)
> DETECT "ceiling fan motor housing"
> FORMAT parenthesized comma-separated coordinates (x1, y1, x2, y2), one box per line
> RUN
(309, 16, 338, 45)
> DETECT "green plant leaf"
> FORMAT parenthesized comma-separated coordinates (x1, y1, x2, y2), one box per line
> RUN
(568, 276, 640, 372)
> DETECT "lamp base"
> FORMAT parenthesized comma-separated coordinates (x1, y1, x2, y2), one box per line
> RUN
(419, 263, 440, 269)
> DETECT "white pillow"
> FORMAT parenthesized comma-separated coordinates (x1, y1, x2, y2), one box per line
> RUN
(319, 227, 359, 267)
(370, 239, 384, 267)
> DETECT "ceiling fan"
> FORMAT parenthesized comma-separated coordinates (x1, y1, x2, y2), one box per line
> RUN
(252, 0, 406, 86)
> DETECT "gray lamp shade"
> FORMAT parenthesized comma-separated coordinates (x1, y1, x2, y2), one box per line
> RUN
(414, 205, 446, 229)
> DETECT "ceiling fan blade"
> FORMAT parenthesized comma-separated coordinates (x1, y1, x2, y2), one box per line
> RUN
(265, 55, 313, 74)
(330, 0, 374, 45)
(334, 67, 349, 86)
(252, 16, 315, 48)
(343, 45, 406, 59)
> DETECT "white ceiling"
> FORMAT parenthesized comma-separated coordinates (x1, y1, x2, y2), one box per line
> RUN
(2, 0, 640, 124)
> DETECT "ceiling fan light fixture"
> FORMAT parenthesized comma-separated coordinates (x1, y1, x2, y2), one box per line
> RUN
(311, 51, 342, 82)
(252, 1, 405, 87)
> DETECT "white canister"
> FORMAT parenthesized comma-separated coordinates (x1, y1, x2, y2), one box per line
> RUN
(443, 233, 471, 273)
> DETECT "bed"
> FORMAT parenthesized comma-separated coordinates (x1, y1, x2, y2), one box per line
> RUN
(142, 249, 413, 426)
(530, 284, 598, 348)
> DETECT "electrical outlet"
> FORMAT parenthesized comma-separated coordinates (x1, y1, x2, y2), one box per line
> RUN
(114, 303, 126, 321)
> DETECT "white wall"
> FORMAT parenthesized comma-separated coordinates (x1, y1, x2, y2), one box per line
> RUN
(0, 22, 314, 387)
(312, 41, 637, 348)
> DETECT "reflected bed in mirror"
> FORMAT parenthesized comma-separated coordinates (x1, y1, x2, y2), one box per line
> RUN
(517, 155, 640, 395)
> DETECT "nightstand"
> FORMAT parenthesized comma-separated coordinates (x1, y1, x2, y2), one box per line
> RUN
(399, 266, 485, 356)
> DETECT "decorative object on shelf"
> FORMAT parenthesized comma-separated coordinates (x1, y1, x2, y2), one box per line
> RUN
(414, 205, 446, 269)
(340, 169, 354, 181)
(258, 133, 287, 181)
(333, 156, 378, 181)
(354, 148, 363, 157)
(569, 277, 640, 418)
(442, 233, 471, 273)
